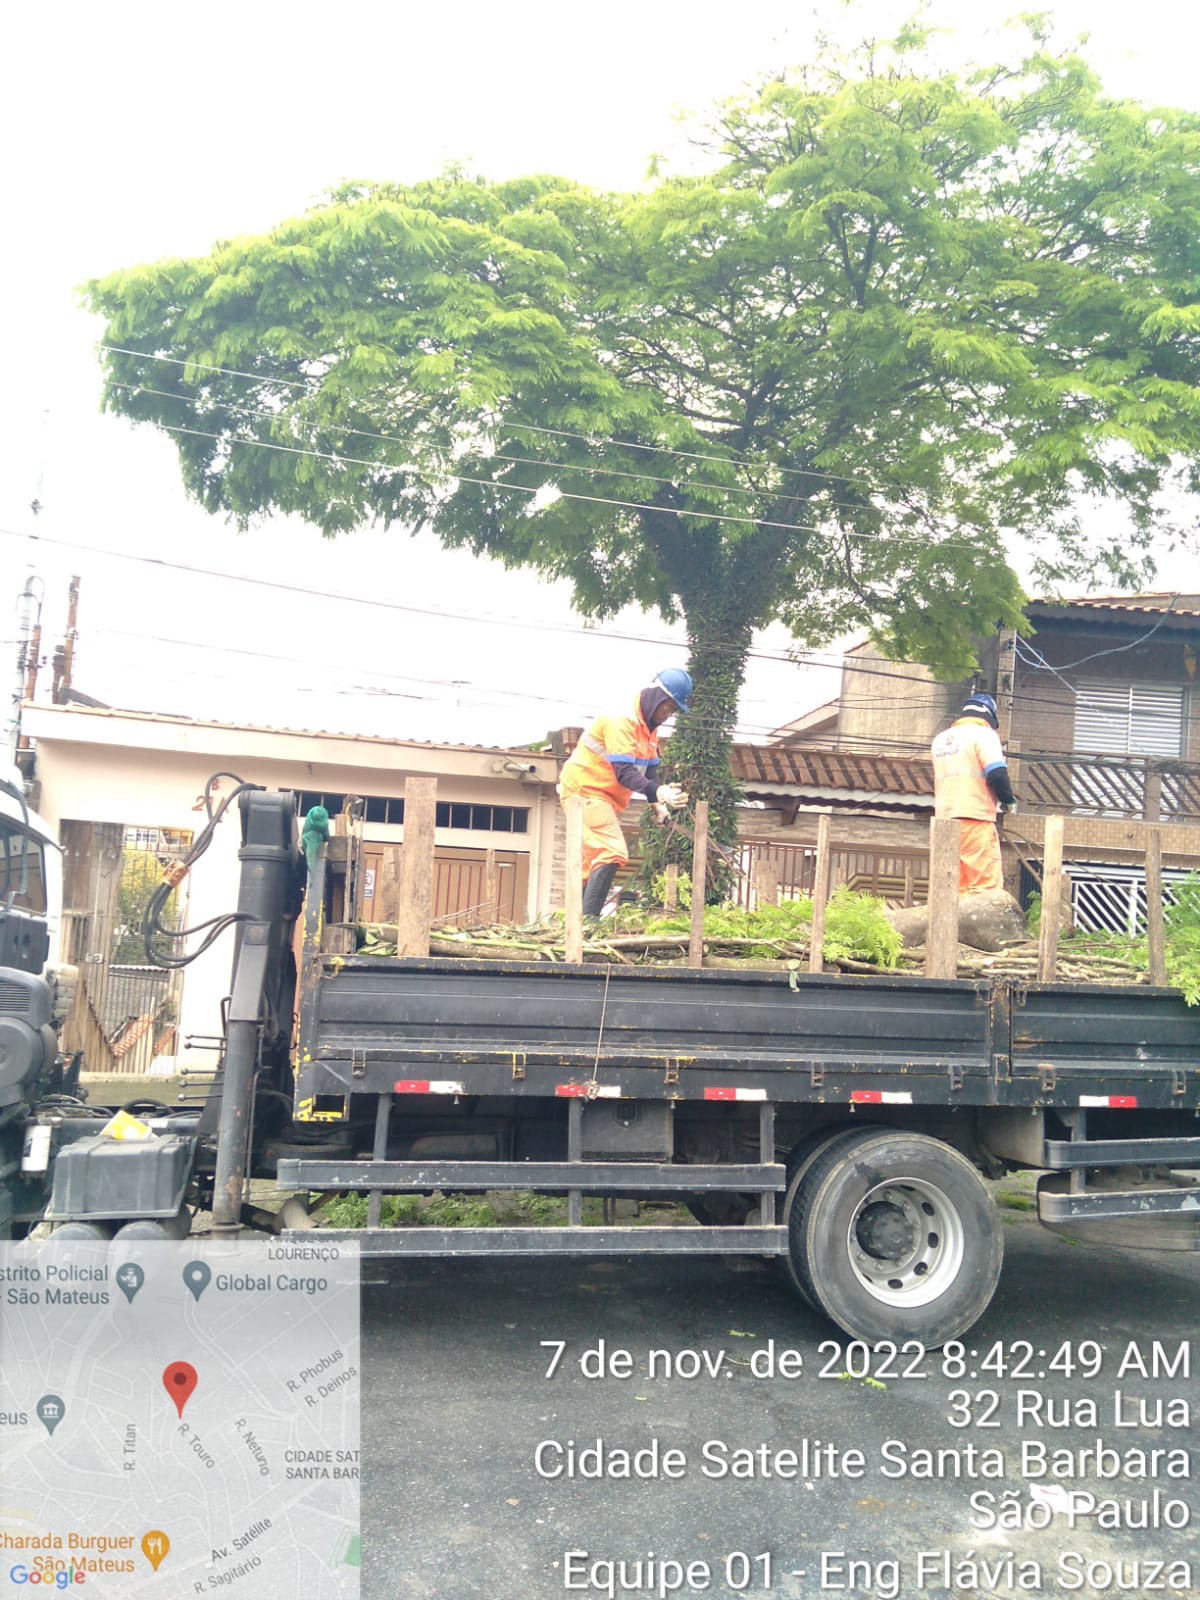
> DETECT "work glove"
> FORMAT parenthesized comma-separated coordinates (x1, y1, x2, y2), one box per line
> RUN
(651, 803, 671, 825)
(1004, 799, 1019, 815)
(656, 782, 689, 809)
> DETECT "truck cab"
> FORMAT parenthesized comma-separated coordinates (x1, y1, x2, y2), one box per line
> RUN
(0, 765, 72, 1235)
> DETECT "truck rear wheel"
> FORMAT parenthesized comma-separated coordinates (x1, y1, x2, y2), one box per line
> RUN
(780, 1126, 860, 1306)
(786, 1128, 1002, 1347)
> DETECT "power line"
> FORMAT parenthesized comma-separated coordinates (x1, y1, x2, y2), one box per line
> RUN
(0, 523, 809, 668)
(148, 418, 853, 542)
(110, 409, 1016, 565)
(1014, 600, 1181, 681)
(65, 640, 788, 738)
(12, 523, 1176, 731)
(105, 378, 885, 523)
(98, 344, 883, 492)
(69, 618, 1179, 744)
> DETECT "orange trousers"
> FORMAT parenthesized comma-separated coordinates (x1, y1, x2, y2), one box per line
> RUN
(577, 795, 630, 881)
(958, 818, 1002, 892)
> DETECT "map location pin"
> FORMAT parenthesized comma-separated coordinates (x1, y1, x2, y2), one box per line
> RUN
(117, 1263, 145, 1303)
(36, 1395, 65, 1436)
(141, 1530, 170, 1571)
(162, 1362, 198, 1419)
(182, 1260, 211, 1302)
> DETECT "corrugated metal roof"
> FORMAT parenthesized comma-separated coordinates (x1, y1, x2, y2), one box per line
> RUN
(731, 744, 933, 797)
(24, 703, 559, 764)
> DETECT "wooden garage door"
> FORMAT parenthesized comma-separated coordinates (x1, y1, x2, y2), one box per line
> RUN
(360, 845, 530, 928)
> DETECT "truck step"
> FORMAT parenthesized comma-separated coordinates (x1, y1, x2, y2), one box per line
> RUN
(1043, 1136, 1200, 1169)
(275, 1159, 786, 1193)
(1038, 1172, 1200, 1225)
(282, 1224, 788, 1256)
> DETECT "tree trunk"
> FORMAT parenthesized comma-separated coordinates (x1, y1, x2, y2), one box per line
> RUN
(641, 612, 750, 902)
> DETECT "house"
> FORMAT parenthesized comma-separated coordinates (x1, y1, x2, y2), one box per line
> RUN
(727, 744, 934, 907)
(767, 700, 840, 747)
(21, 703, 562, 1077)
(1000, 593, 1200, 929)
(761, 593, 1200, 929)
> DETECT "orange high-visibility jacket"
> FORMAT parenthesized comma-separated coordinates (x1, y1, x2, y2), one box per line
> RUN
(931, 716, 1007, 821)
(559, 694, 661, 811)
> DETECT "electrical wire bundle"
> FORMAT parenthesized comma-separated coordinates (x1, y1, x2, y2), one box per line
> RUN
(141, 772, 262, 968)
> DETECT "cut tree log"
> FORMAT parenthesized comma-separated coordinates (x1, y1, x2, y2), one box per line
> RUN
(887, 889, 1028, 953)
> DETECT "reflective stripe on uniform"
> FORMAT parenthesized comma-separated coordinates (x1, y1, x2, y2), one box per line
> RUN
(560, 692, 661, 811)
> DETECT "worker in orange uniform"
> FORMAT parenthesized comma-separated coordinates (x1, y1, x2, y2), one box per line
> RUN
(930, 692, 1016, 892)
(559, 669, 693, 916)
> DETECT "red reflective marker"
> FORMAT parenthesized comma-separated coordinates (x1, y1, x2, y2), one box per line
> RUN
(163, 1361, 198, 1418)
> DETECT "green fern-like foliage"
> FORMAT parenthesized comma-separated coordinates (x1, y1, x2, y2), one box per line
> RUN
(648, 887, 901, 968)
(822, 886, 904, 969)
(1164, 876, 1200, 1006)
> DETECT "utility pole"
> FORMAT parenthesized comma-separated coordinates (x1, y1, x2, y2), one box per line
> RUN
(7, 576, 44, 764)
(994, 625, 1018, 749)
(20, 605, 43, 746)
(52, 575, 81, 704)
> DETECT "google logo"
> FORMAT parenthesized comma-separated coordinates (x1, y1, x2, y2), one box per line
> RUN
(7, 1567, 85, 1589)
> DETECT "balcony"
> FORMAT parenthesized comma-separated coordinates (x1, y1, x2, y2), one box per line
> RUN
(1013, 751, 1200, 824)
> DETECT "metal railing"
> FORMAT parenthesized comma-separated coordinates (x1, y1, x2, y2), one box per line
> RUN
(1012, 750, 1200, 824)
(734, 841, 928, 909)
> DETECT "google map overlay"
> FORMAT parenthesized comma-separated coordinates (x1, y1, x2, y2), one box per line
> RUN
(0, 1239, 359, 1596)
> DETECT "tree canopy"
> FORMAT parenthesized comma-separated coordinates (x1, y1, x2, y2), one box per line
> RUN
(87, 23, 1200, 873)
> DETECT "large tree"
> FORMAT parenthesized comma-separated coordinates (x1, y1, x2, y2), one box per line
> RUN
(87, 25, 1200, 877)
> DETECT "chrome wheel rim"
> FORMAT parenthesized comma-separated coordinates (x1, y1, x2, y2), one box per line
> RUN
(846, 1178, 965, 1307)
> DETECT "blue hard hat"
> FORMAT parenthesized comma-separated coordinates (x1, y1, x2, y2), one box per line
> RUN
(961, 692, 998, 727)
(654, 668, 693, 712)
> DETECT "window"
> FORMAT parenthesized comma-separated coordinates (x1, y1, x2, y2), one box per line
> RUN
(435, 803, 529, 833)
(363, 796, 406, 824)
(0, 822, 47, 914)
(295, 790, 347, 819)
(1073, 680, 1184, 758)
(296, 793, 527, 833)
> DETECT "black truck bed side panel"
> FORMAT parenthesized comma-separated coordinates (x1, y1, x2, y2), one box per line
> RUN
(298, 958, 994, 1103)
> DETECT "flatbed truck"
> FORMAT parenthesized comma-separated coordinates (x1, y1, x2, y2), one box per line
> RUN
(4, 783, 1200, 1346)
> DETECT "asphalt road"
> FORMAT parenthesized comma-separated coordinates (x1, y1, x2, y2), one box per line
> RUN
(360, 1208, 1200, 1600)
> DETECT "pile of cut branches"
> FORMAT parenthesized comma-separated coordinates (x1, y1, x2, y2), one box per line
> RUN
(357, 886, 904, 973)
(355, 878, 1199, 999)
(893, 940, 1149, 986)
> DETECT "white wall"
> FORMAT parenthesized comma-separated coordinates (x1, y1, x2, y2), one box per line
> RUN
(26, 709, 560, 1069)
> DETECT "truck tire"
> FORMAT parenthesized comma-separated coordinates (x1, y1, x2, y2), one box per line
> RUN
(780, 1126, 862, 1306)
(787, 1128, 1002, 1347)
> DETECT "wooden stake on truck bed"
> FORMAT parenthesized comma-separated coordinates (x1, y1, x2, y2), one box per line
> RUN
(925, 818, 960, 980)
(689, 802, 709, 968)
(809, 811, 832, 975)
(1145, 825, 1167, 986)
(378, 845, 401, 927)
(564, 796, 584, 963)
(1037, 814, 1065, 982)
(397, 777, 437, 958)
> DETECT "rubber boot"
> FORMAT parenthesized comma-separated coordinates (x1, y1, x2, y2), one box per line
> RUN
(581, 862, 619, 918)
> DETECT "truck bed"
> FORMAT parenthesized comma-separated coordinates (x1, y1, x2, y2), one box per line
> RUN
(296, 956, 1200, 1112)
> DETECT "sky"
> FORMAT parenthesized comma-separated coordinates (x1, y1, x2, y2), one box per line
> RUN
(3, 0, 1200, 750)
